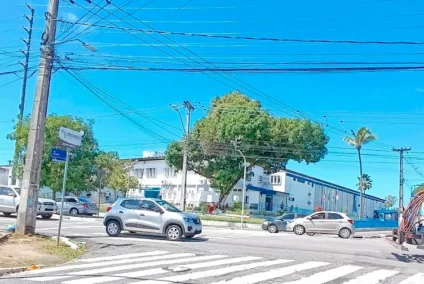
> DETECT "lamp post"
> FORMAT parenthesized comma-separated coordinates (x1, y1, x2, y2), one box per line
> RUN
(235, 148, 247, 230)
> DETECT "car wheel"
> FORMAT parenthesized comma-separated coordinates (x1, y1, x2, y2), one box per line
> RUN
(166, 224, 182, 241)
(267, 224, 278, 234)
(2, 212, 12, 217)
(106, 220, 121, 237)
(338, 228, 352, 239)
(306, 232, 315, 236)
(293, 225, 306, 235)
(69, 208, 79, 216)
(41, 214, 52, 220)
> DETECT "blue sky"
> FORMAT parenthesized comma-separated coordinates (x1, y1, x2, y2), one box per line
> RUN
(1, 0, 424, 201)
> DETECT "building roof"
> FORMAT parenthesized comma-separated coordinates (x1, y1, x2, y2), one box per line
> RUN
(284, 169, 385, 202)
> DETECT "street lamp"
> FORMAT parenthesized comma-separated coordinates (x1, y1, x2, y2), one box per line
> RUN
(54, 38, 98, 52)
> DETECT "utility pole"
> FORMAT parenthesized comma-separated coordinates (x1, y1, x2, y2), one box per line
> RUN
(233, 140, 247, 230)
(19, 5, 35, 120)
(11, 5, 34, 186)
(171, 101, 194, 210)
(16, 0, 60, 234)
(393, 147, 411, 227)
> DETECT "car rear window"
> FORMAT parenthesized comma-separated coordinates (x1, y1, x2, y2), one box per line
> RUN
(328, 213, 344, 219)
(78, 197, 91, 203)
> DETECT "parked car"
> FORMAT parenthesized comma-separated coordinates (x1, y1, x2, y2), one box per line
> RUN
(0, 185, 57, 219)
(286, 211, 355, 239)
(55, 196, 98, 216)
(262, 213, 306, 233)
(103, 198, 202, 241)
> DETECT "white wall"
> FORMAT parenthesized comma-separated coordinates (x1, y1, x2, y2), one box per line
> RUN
(284, 174, 315, 212)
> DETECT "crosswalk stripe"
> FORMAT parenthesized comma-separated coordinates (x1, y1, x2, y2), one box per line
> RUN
(399, 273, 424, 284)
(117, 256, 263, 278)
(210, 261, 330, 284)
(18, 276, 73, 282)
(342, 269, 399, 284)
(129, 259, 292, 284)
(23, 251, 169, 275)
(77, 252, 172, 263)
(63, 276, 121, 284)
(283, 265, 362, 283)
(72, 254, 224, 276)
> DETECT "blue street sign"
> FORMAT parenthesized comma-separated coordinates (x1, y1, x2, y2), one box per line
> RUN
(51, 148, 67, 162)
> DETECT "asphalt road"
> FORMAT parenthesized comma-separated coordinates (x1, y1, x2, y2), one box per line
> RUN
(1, 215, 423, 284)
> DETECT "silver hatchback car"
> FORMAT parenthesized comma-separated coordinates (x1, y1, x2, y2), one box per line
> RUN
(104, 198, 202, 241)
(286, 211, 355, 238)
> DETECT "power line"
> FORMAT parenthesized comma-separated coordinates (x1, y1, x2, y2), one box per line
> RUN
(56, 20, 424, 46)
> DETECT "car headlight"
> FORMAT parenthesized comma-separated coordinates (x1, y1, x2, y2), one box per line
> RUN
(183, 217, 194, 223)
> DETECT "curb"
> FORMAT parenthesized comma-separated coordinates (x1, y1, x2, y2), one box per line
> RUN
(353, 234, 392, 239)
(0, 265, 46, 277)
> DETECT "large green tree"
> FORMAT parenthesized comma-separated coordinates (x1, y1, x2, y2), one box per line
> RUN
(7, 114, 99, 196)
(166, 91, 329, 204)
(343, 127, 376, 218)
(94, 152, 139, 198)
(384, 195, 397, 209)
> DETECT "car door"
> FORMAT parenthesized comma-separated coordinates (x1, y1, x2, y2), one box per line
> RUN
(304, 212, 326, 233)
(326, 212, 345, 234)
(119, 199, 142, 231)
(0, 187, 8, 211)
(136, 200, 163, 233)
(0, 187, 17, 213)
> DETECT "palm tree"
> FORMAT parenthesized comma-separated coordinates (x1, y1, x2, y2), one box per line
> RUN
(343, 127, 376, 219)
(357, 173, 373, 192)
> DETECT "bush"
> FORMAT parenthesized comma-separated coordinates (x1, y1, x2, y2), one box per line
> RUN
(232, 201, 242, 210)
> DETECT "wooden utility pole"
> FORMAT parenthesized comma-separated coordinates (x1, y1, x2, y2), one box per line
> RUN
(16, 0, 60, 234)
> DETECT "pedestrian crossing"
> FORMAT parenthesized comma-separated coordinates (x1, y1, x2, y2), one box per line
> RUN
(1, 250, 423, 284)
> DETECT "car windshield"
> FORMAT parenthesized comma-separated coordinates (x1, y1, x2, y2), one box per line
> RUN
(155, 199, 181, 212)
(78, 197, 91, 203)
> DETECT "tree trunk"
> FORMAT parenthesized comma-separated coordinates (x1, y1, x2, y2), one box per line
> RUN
(217, 164, 255, 207)
(357, 147, 363, 219)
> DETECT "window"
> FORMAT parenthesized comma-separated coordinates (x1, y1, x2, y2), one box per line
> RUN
(283, 214, 295, 220)
(66, 197, 78, 203)
(270, 175, 281, 185)
(121, 199, 141, 209)
(164, 168, 170, 177)
(140, 200, 161, 212)
(146, 168, 156, 178)
(134, 168, 144, 178)
(155, 199, 181, 212)
(328, 213, 343, 220)
(311, 212, 325, 219)
(0, 187, 12, 196)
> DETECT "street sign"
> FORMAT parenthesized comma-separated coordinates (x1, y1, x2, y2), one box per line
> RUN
(58, 127, 84, 148)
(51, 148, 67, 162)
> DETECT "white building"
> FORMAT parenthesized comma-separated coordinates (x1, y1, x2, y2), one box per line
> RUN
(125, 153, 385, 217)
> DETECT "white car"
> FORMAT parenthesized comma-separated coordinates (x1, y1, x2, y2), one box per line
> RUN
(0, 185, 57, 219)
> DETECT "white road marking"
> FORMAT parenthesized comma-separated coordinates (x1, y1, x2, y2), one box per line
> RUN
(70, 253, 213, 276)
(283, 265, 362, 284)
(77, 252, 173, 263)
(210, 261, 330, 284)
(63, 276, 121, 284)
(342, 269, 399, 284)
(130, 259, 292, 284)
(15, 276, 73, 281)
(22, 251, 169, 275)
(399, 273, 424, 284)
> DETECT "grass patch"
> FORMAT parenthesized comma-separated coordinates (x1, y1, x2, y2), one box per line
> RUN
(42, 240, 87, 262)
(0, 234, 86, 269)
(99, 204, 108, 213)
(200, 215, 264, 224)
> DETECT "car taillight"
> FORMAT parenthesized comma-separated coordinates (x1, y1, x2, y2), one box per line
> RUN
(83, 203, 88, 208)
(348, 219, 354, 225)
(106, 206, 112, 212)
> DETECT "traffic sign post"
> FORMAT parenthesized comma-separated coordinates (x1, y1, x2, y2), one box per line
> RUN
(54, 127, 83, 245)
(56, 148, 69, 246)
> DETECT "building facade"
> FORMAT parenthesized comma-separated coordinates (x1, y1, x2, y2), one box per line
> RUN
(125, 155, 385, 217)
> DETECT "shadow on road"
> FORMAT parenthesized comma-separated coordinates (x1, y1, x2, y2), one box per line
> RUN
(68, 232, 208, 243)
(391, 253, 424, 263)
